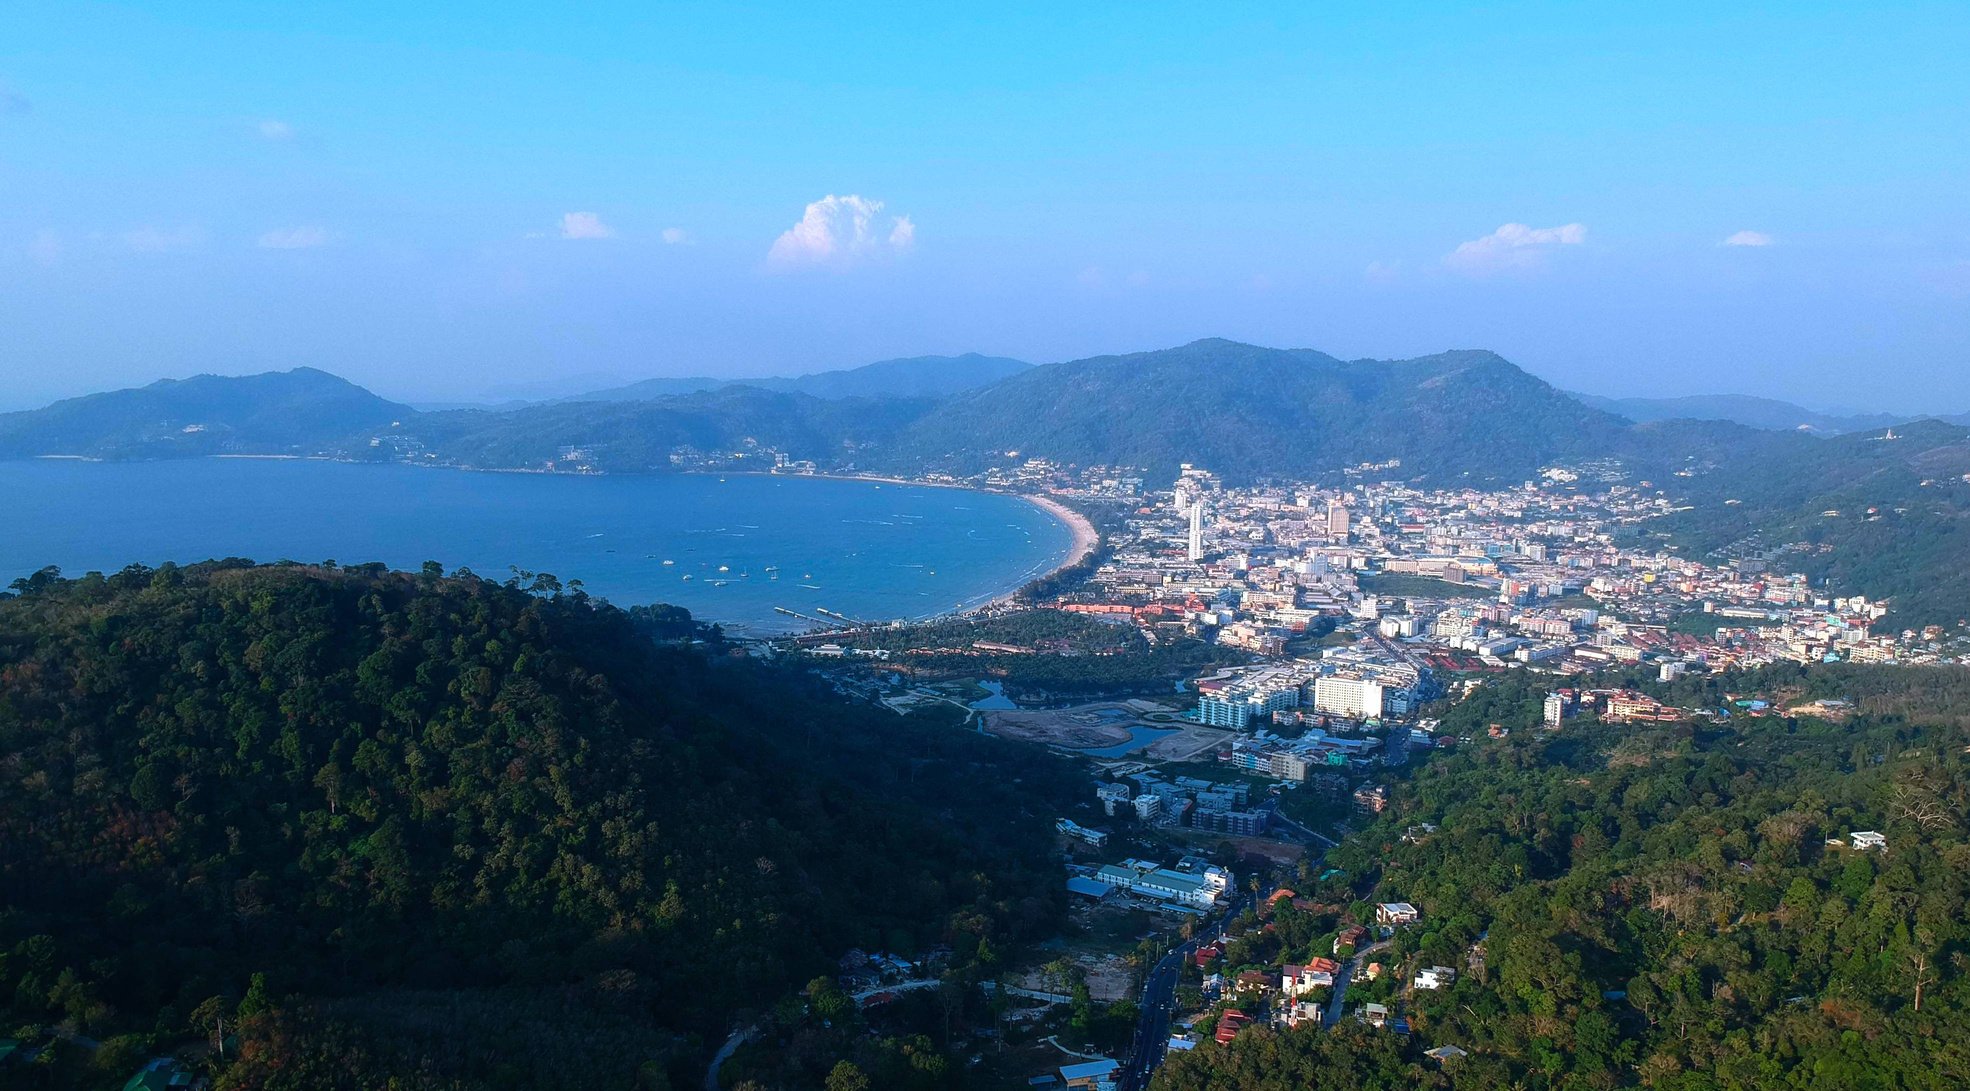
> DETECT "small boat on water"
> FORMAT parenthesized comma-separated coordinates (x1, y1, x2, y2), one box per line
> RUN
(661, 559, 675, 566)
(717, 565, 730, 572)
(681, 574, 693, 581)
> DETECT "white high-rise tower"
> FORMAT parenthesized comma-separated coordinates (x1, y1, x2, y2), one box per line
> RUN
(1187, 501, 1206, 562)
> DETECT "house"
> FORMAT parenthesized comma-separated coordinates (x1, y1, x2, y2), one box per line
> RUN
(1335, 924, 1367, 953)
(1362, 962, 1383, 982)
(1058, 1058, 1121, 1090)
(1306, 956, 1341, 974)
(1361, 1002, 1390, 1027)
(1425, 1045, 1470, 1063)
(1235, 970, 1271, 995)
(1376, 902, 1420, 925)
(1281, 964, 1333, 995)
(1851, 830, 1888, 851)
(1276, 999, 1323, 1028)
(1192, 940, 1225, 968)
(1215, 1010, 1254, 1044)
(1415, 965, 1457, 990)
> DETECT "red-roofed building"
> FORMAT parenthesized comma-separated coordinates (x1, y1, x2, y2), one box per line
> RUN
(1192, 941, 1225, 969)
(1215, 1010, 1254, 1044)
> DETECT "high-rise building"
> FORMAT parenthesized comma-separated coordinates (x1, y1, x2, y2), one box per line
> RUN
(1313, 675, 1385, 720)
(1188, 501, 1206, 562)
(1326, 500, 1349, 539)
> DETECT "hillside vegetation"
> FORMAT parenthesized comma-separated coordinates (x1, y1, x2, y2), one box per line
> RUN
(0, 561, 1080, 1089)
(1156, 665, 1970, 1091)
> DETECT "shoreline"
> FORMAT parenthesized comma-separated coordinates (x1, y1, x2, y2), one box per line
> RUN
(1018, 492, 1099, 573)
(5, 457, 1097, 633)
(742, 470, 1100, 608)
(693, 469, 1100, 610)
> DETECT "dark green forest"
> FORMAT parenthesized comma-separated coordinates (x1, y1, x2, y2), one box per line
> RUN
(0, 562, 1084, 1089)
(1154, 665, 1970, 1090)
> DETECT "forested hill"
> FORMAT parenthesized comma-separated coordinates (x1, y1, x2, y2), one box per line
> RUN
(880, 340, 1631, 481)
(0, 561, 1079, 1090)
(1153, 664, 1970, 1091)
(573, 352, 1032, 402)
(0, 368, 410, 459)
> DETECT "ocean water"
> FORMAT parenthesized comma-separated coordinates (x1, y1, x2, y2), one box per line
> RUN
(0, 460, 1073, 634)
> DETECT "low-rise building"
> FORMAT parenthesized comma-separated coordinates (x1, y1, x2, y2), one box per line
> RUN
(1415, 965, 1456, 990)
(1376, 902, 1420, 925)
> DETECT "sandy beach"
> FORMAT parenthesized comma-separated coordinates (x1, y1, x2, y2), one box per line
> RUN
(1021, 493, 1099, 571)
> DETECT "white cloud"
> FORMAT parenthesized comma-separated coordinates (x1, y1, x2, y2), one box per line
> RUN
(123, 225, 205, 253)
(558, 211, 614, 240)
(1444, 222, 1587, 274)
(1723, 229, 1774, 247)
(258, 119, 293, 140)
(766, 194, 914, 271)
(661, 227, 691, 245)
(257, 226, 329, 249)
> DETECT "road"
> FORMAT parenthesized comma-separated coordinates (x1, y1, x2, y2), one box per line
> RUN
(1116, 885, 1269, 1091)
(1324, 938, 1393, 1029)
(703, 1025, 756, 1091)
(1268, 812, 1338, 849)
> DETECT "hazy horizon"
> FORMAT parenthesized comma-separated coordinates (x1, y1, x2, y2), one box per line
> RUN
(4, 4, 1967, 411)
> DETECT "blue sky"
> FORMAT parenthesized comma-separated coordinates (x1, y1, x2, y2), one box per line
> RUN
(3, 2, 1967, 408)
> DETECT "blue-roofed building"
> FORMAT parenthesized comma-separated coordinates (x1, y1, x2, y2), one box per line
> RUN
(1058, 1057, 1121, 1089)
(1066, 876, 1114, 899)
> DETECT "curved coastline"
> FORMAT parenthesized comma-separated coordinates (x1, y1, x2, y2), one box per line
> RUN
(1017, 493, 1098, 573)
(718, 469, 1099, 602)
(0, 458, 1089, 634)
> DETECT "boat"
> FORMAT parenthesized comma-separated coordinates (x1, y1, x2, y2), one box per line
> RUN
(717, 565, 730, 572)
(661, 559, 675, 566)
(681, 574, 693, 581)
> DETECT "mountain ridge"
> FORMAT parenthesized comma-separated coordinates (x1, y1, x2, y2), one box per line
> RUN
(1571, 391, 1968, 434)
(570, 352, 1032, 403)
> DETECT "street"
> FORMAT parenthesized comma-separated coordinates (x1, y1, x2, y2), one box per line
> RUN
(1115, 882, 1272, 1091)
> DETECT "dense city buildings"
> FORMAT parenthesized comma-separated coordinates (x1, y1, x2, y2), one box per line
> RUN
(993, 458, 1936, 679)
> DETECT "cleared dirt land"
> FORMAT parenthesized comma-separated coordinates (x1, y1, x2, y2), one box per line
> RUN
(980, 701, 1234, 758)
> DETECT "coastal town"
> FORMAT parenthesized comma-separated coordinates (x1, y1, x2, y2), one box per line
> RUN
(762, 456, 1963, 1091)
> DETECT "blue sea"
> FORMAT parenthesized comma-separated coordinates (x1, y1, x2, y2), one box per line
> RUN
(0, 459, 1074, 634)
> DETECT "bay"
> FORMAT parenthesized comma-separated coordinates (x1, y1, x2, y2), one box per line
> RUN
(0, 459, 1074, 634)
